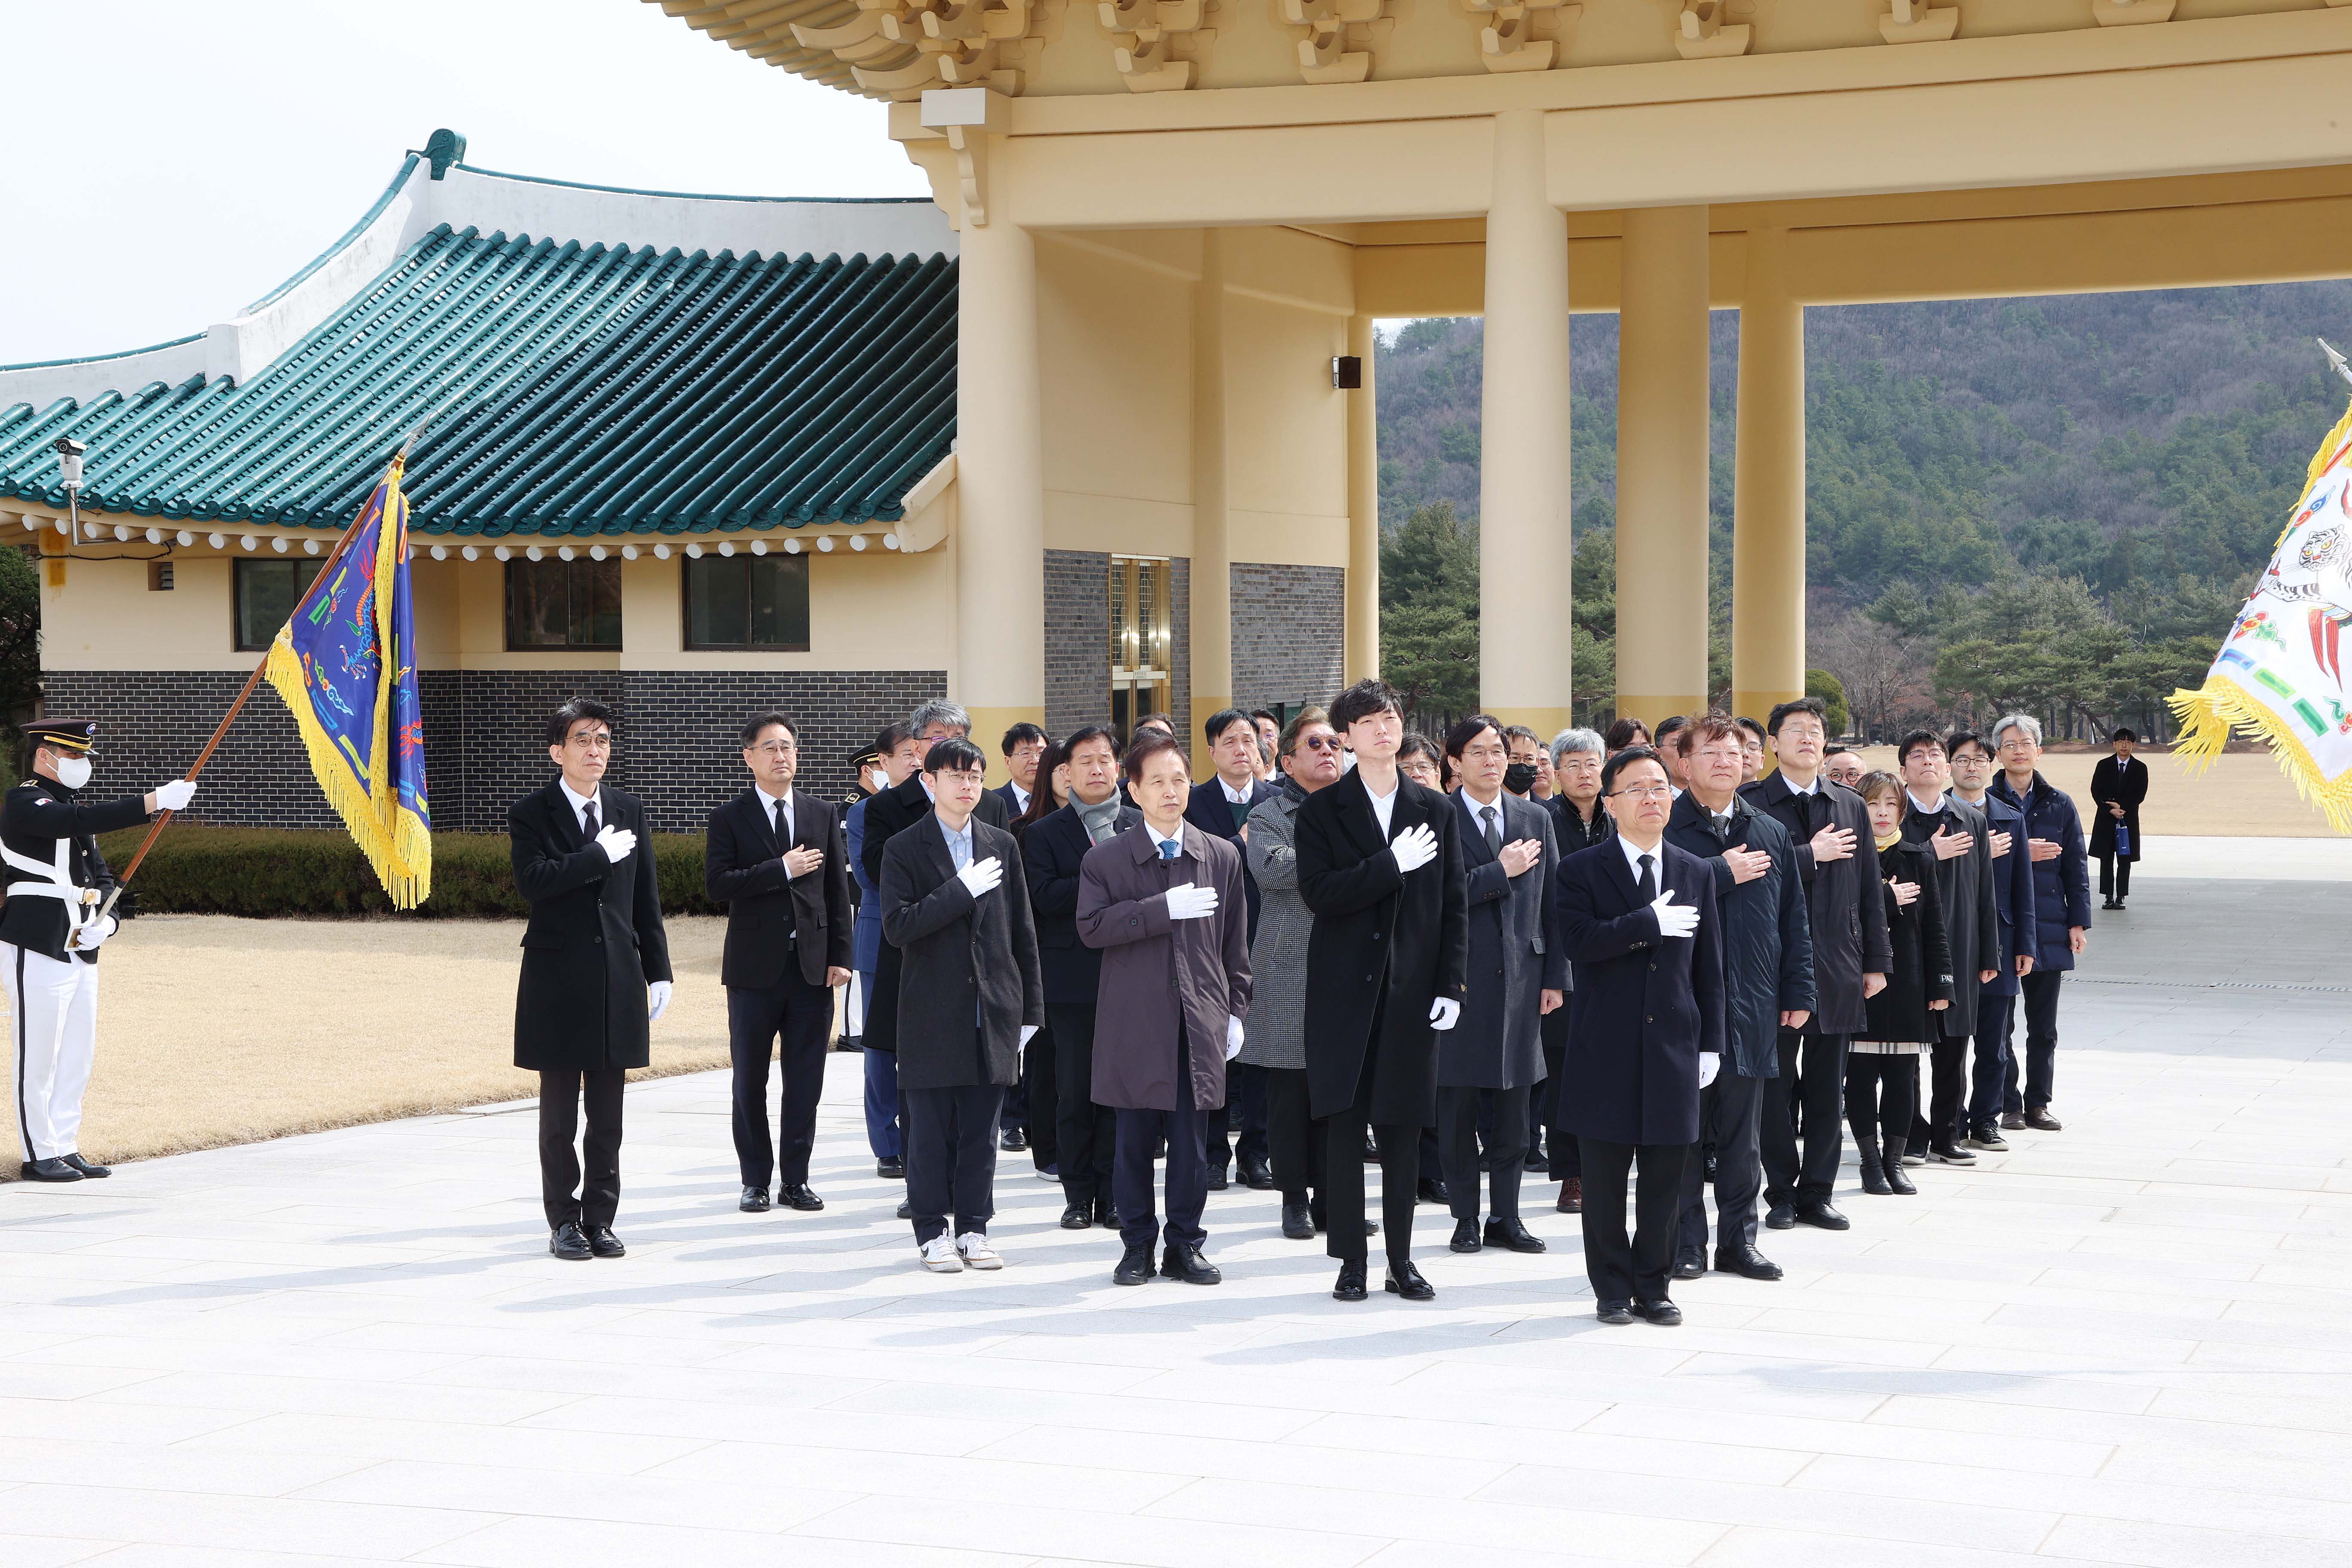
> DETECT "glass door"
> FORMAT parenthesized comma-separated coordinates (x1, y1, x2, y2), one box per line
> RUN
(1109, 554, 1172, 737)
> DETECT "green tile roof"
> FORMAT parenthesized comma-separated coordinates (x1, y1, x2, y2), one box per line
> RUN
(0, 223, 958, 536)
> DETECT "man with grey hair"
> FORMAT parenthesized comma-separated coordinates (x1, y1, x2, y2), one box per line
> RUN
(1985, 713, 2089, 1133)
(1535, 728, 1610, 1207)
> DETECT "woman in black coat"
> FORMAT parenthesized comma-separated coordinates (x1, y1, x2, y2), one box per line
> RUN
(1844, 773, 1952, 1197)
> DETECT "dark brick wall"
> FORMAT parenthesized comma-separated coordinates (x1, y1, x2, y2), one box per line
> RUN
(1231, 562, 1345, 715)
(1044, 549, 1110, 738)
(47, 669, 945, 836)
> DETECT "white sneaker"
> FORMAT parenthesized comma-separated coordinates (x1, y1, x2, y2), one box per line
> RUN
(956, 1231, 1004, 1270)
(919, 1236, 963, 1273)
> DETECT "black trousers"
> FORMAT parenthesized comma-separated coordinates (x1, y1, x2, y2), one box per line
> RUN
(1678, 1070, 1764, 1254)
(1021, 1020, 1060, 1171)
(1969, 991, 2015, 1133)
(1921, 1035, 1970, 1151)
(2098, 855, 2131, 900)
(1263, 1065, 1320, 1207)
(1207, 1061, 1269, 1173)
(1439, 1084, 1528, 1222)
(902, 1081, 1003, 1246)
(1321, 1024, 1418, 1268)
(1531, 1014, 1567, 1156)
(1845, 1051, 1920, 1148)
(1761, 1026, 1847, 1209)
(726, 966, 835, 1189)
(539, 1067, 625, 1230)
(1577, 1136, 1688, 1306)
(2007, 971, 2063, 1112)
(1050, 1004, 1116, 1205)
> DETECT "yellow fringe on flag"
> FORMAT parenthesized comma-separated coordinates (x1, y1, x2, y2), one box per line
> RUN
(2168, 675, 2352, 833)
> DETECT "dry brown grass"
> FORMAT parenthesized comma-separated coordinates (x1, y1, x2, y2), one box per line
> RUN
(0, 915, 761, 1175)
(1848, 744, 2338, 837)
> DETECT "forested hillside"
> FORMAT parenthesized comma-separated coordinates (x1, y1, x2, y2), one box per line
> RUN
(1374, 282, 2352, 740)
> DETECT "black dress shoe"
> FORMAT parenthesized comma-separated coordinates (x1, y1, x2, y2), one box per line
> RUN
(1363, 1130, 1380, 1162)
(1795, 1201, 1851, 1231)
(1482, 1217, 1547, 1253)
(1385, 1261, 1436, 1301)
(1765, 1202, 1796, 1230)
(2024, 1108, 2063, 1131)
(1094, 1197, 1117, 1228)
(1001, 1127, 1028, 1152)
(1632, 1298, 1683, 1326)
(1714, 1244, 1783, 1280)
(1416, 1177, 1449, 1205)
(19, 1158, 82, 1182)
(1523, 1144, 1549, 1172)
(1281, 1201, 1314, 1240)
(549, 1222, 592, 1261)
(877, 1156, 906, 1179)
(895, 1200, 914, 1220)
(1240, 1159, 1276, 1191)
(61, 1153, 109, 1178)
(1060, 1202, 1093, 1230)
(583, 1223, 625, 1258)
(1671, 1250, 1707, 1281)
(740, 1186, 771, 1213)
(1207, 1166, 1229, 1192)
(1596, 1299, 1635, 1326)
(1449, 1218, 1482, 1253)
(777, 1184, 825, 1211)
(1332, 1262, 1369, 1301)
(1113, 1245, 1155, 1286)
(1162, 1243, 1222, 1285)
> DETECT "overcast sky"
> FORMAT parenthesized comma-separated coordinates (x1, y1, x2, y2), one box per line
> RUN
(0, 0, 928, 364)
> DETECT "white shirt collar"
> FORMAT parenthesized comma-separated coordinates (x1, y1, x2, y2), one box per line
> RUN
(1908, 788, 1946, 815)
(1460, 785, 1502, 814)
(1366, 777, 1400, 836)
(1150, 824, 1186, 858)
(1787, 773, 1819, 796)
(1618, 833, 1664, 882)
(558, 778, 600, 824)
(756, 783, 792, 809)
(1010, 782, 1031, 812)
(1219, 775, 1255, 805)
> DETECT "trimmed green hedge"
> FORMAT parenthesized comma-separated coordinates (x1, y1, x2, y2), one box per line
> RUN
(91, 827, 721, 919)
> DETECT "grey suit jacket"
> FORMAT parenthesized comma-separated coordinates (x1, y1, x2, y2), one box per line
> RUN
(1443, 790, 1566, 1090)
(1238, 779, 1312, 1071)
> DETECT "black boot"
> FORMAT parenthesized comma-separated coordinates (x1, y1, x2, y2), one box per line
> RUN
(1854, 1130, 1892, 1195)
(1883, 1139, 1917, 1194)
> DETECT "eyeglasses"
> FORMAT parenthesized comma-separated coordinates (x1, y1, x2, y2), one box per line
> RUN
(1295, 736, 1346, 753)
(1609, 784, 1674, 800)
(749, 741, 796, 758)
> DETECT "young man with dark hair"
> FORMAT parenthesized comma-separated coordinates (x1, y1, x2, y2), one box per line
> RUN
(706, 712, 854, 1216)
(510, 698, 673, 1261)
(1501, 725, 1553, 802)
(1295, 679, 1469, 1302)
(1947, 730, 2036, 1150)
(879, 736, 1043, 1273)
(1895, 729, 2000, 1167)
(1185, 706, 1279, 1190)
(2090, 726, 2145, 910)
(1734, 717, 1768, 785)
(846, 722, 920, 1178)
(997, 722, 1049, 821)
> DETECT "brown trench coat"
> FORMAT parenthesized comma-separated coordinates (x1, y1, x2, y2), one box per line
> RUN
(1076, 822, 1254, 1112)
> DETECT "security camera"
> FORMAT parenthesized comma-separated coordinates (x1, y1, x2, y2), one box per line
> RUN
(52, 438, 87, 458)
(52, 438, 86, 490)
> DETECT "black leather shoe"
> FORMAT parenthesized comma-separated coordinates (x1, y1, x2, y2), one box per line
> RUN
(1240, 1158, 1275, 1191)
(1417, 1177, 1449, 1205)
(778, 1184, 825, 1211)
(1633, 1298, 1683, 1326)
(1672, 1250, 1706, 1281)
(1281, 1201, 1314, 1240)
(1482, 1217, 1547, 1253)
(1207, 1166, 1229, 1192)
(2001, 1111, 2027, 1130)
(1332, 1263, 1369, 1301)
(1093, 1197, 1117, 1228)
(20, 1158, 81, 1182)
(1795, 1202, 1850, 1231)
(877, 1156, 906, 1179)
(1714, 1244, 1783, 1280)
(895, 1200, 914, 1221)
(1001, 1127, 1028, 1152)
(1449, 1218, 1482, 1253)
(1162, 1243, 1222, 1285)
(1060, 1202, 1093, 1230)
(1385, 1261, 1436, 1301)
(1363, 1130, 1380, 1163)
(1113, 1245, 1155, 1286)
(740, 1186, 771, 1213)
(549, 1222, 591, 1261)
(1765, 1203, 1797, 1230)
(2024, 1108, 2063, 1131)
(1596, 1299, 1635, 1325)
(583, 1224, 625, 1258)
(61, 1153, 109, 1179)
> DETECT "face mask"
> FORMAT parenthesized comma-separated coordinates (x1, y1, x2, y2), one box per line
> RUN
(1503, 762, 1539, 796)
(867, 769, 889, 794)
(54, 757, 90, 790)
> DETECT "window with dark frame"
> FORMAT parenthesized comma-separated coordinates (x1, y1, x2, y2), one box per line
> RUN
(505, 558, 622, 651)
(234, 558, 325, 651)
(683, 553, 811, 652)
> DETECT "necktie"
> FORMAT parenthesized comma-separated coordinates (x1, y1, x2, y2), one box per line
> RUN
(773, 796, 788, 848)
(582, 798, 599, 839)
(1160, 839, 1179, 860)
(1636, 852, 1657, 903)
(1712, 813, 1731, 846)
(1481, 805, 1501, 855)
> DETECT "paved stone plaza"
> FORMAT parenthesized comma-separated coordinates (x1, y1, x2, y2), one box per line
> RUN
(3, 873, 2349, 1566)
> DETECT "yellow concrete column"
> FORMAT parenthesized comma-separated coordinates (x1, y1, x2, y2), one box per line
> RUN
(1732, 224, 1807, 722)
(1190, 228, 1231, 776)
(1477, 108, 1574, 742)
(955, 214, 1046, 782)
(1613, 204, 1712, 729)
(1344, 310, 1380, 686)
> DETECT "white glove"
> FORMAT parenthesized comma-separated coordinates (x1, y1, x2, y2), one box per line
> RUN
(1165, 882, 1219, 920)
(1430, 997, 1461, 1032)
(71, 915, 118, 952)
(1650, 891, 1699, 940)
(956, 856, 1004, 898)
(154, 778, 197, 812)
(1390, 823, 1439, 875)
(1020, 1023, 1038, 1047)
(594, 823, 637, 864)
(1698, 1051, 1721, 1088)
(647, 980, 673, 1022)
(1225, 1015, 1245, 1061)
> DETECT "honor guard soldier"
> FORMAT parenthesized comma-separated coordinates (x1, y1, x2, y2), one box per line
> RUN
(3, 721, 197, 1181)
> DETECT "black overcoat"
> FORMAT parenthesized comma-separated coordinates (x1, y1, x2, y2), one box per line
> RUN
(704, 788, 853, 989)
(1900, 793, 2000, 1037)
(1663, 792, 1814, 1080)
(1860, 839, 1954, 1044)
(1552, 838, 1727, 1147)
(859, 773, 1008, 1054)
(1442, 790, 1566, 1090)
(879, 815, 1042, 1090)
(1077, 823, 1253, 1112)
(1294, 769, 1469, 1124)
(2088, 754, 2147, 862)
(1740, 772, 1893, 1037)
(509, 781, 673, 1072)
(1024, 801, 1141, 1009)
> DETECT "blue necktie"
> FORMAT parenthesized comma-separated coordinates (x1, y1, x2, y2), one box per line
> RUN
(1160, 840, 1179, 860)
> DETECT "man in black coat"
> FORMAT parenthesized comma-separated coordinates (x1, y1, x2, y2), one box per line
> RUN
(1295, 679, 1469, 1305)
(705, 711, 853, 1217)
(879, 737, 1043, 1274)
(1949, 731, 2038, 1152)
(1895, 730, 2002, 1165)
(2090, 727, 2147, 910)
(1023, 724, 1138, 1230)
(510, 699, 674, 1262)
(1556, 746, 1726, 1327)
(1664, 716, 1813, 1285)
(1742, 697, 1890, 1233)
(1185, 706, 1280, 1190)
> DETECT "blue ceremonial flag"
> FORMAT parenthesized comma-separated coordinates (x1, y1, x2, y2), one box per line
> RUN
(263, 455, 432, 905)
